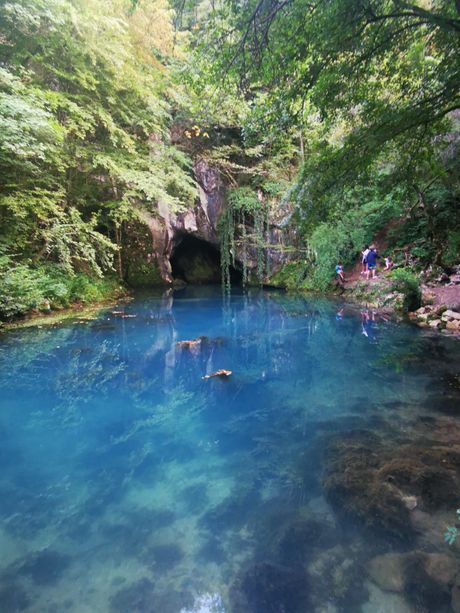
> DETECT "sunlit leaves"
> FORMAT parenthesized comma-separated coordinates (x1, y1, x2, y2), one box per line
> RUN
(0, 0, 198, 280)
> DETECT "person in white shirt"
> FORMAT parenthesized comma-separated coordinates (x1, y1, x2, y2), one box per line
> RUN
(361, 245, 370, 274)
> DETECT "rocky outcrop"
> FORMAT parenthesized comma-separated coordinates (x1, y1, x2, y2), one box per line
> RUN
(410, 305, 460, 332)
(368, 551, 460, 611)
(122, 160, 295, 287)
(322, 430, 460, 543)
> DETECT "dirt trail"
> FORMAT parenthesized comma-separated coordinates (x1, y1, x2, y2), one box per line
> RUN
(345, 241, 387, 286)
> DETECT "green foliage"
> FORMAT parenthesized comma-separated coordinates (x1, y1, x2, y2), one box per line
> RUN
(203, 0, 460, 280)
(0, 0, 201, 316)
(227, 187, 261, 213)
(0, 258, 122, 320)
(269, 261, 311, 290)
(302, 189, 401, 290)
(389, 269, 422, 312)
(445, 230, 460, 267)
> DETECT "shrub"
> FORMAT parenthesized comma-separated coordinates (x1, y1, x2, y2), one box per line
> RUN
(0, 261, 45, 319)
(389, 268, 421, 312)
(0, 258, 122, 321)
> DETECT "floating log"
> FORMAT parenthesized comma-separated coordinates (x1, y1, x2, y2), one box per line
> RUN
(111, 311, 136, 318)
(202, 369, 232, 380)
(177, 338, 202, 348)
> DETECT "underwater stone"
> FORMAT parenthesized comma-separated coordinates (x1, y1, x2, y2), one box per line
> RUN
(199, 487, 261, 532)
(143, 543, 184, 572)
(404, 553, 452, 611)
(197, 536, 226, 564)
(322, 430, 460, 542)
(322, 432, 414, 543)
(308, 545, 369, 610)
(0, 584, 30, 612)
(18, 549, 71, 585)
(229, 562, 310, 613)
(369, 551, 460, 608)
(109, 578, 156, 613)
(278, 517, 337, 565)
(368, 553, 406, 593)
(179, 483, 209, 515)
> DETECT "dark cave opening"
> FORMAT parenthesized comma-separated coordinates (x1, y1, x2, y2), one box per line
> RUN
(171, 235, 242, 285)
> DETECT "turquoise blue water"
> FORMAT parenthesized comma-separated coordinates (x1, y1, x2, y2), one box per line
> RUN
(0, 287, 459, 612)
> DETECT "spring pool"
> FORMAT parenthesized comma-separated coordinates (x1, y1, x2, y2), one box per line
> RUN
(0, 287, 459, 612)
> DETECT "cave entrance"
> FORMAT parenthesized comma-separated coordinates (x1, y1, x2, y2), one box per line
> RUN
(171, 235, 242, 285)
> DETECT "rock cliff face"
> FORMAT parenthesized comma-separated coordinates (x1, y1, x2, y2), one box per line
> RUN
(123, 159, 296, 287)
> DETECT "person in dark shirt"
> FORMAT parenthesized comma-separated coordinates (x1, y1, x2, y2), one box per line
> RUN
(366, 247, 380, 279)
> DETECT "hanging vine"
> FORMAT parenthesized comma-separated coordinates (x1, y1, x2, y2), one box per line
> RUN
(219, 186, 270, 289)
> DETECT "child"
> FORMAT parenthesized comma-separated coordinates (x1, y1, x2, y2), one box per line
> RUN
(384, 255, 394, 271)
(361, 245, 370, 275)
(335, 262, 345, 284)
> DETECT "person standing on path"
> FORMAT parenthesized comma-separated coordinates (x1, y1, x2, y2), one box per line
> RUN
(361, 245, 370, 275)
(366, 246, 380, 279)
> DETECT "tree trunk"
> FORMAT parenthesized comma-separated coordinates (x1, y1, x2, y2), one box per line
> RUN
(115, 224, 123, 280)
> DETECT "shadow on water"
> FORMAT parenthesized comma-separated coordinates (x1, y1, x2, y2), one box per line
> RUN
(0, 287, 460, 612)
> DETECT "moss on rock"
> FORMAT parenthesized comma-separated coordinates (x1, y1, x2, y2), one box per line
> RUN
(122, 219, 167, 288)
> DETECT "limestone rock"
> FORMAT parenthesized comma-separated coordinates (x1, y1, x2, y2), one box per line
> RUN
(369, 551, 460, 600)
(229, 562, 311, 613)
(429, 319, 442, 329)
(444, 310, 460, 320)
(121, 158, 297, 286)
(401, 495, 417, 510)
(322, 431, 460, 545)
(362, 581, 412, 613)
(308, 546, 368, 610)
(446, 320, 460, 331)
(368, 553, 405, 592)
(423, 553, 460, 587)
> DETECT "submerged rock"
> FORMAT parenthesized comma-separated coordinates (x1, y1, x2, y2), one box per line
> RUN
(18, 549, 71, 586)
(404, 552, 452, 611)
(368, 553, 406, 593)
(277, 516, 337, 565)
(368, 551, 460, 610)
(362, 580, 412, 613)
(0, 584, 30, 613)
(322, 432, 414, 543)
(322, 430, 460, 543)
(308, 545, 369, 610)
(110, 578, 156, 613)
(229, 562, 310, 613)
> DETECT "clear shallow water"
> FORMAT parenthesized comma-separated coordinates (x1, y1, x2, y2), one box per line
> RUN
(0, 287, 459, 612)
